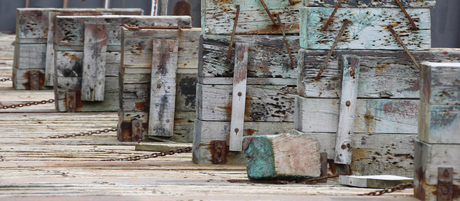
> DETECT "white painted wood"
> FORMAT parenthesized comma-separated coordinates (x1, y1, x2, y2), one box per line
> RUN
(45, 12, 57, 86)
(303, 0, 436, 8)
(335, 56, 360, 164)
(81, 23, 108, 101)
(418, 99, 460, 144)
(229, 43, 249, 152)
(420, 62, 460, 105)
(339, 175, 413, 188)
(148, 39, 179, 137)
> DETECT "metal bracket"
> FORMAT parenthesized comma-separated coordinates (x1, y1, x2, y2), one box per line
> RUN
(131, 120, 143, 142)
(66, 92, 76, 113)
(29, 70, 40, 90)
(437, 167, 453, 201)
(212, 141, 228, 164)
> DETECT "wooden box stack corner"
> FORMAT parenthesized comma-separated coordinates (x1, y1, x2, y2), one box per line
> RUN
(53, 15, 190, 113)
(243, 134, 320, 180)
(292, 0, 438, 177)
(118, 21, 201, 143)
(193, 0, 302, 165)
(414, 62, 460, 201)
(12, 8, 143, 90)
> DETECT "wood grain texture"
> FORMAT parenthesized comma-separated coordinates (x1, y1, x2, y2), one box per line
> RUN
(81, 23, 108, 101)
(202, 0, 301, 34)
(300, 7, 431, 50)
(420, 62, 460, 105)
(14, 44, 47, 69)
(303, 0, 436, 8)
(148, 39, 179, 137)
(335, 56, 360, 164)
(418, 101, 460, 144)
(243, 134, 320, 180)
(198, 34, 300, 79)
(292, 130, 417, 177)
(197, 83, 297, 122)
(295, 96, 418, 134)
(229, 43, 249, 151)
(298, 49, 460, 99)
(414, 140, 460, 201)
(55, 51, 120, 77)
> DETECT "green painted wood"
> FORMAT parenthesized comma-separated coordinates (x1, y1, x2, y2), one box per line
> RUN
(303, 0, 436, 8)
(243, 134, 320, 180)
(202, 0, 301, 35)
(420, 62, 460, 105)
(300, 7, 431, 50)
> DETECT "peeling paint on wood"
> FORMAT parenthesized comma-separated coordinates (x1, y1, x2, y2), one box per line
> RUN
(300, 7, 431, 50)
(303, 0, 436, 8)
(420, 62, 460, 105)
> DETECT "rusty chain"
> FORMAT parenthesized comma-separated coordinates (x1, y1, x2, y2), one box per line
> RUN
(41, 127, 117, 139)
(0, 77, 12, 82)
(1, 99, 55, 110)
(101, 147, 192, 161)
(359, 181, 414, 196)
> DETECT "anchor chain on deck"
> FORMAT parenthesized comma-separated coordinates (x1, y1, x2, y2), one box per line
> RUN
(359, 181, 414, 196)
(101, 147, 192, 161)
(0, 77, 12, 82)
(0, 99, 55, 110)
(41, 127, 118, 139)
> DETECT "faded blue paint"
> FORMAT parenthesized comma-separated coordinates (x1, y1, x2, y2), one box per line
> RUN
(243, 136, 276, 180)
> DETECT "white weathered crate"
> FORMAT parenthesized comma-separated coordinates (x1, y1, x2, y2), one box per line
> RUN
(303, 0, 436, 8)
(12, 8, 143, 90)
(118, 26, 200, 143)
(53, 15, 191, 113)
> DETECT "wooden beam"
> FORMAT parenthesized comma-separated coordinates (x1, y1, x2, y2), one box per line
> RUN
(229, 43, 249, 151)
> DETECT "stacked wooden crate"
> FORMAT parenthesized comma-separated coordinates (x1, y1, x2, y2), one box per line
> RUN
(193, 0, 302, 164)
(12, 8, 143, 90)
(53, 15, 189, 112)
(414, 62, 460, 201)
(117, 18, 201, 143)
(292, 0, 454, 177)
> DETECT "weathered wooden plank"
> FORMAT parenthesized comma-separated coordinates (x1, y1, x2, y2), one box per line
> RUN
(55, 51, 120, 77)
(292, 130, 417, 177)
(243, 134, 320, 180)
(148, 39, 179, 137)
(303, 0, 436, 8)
(229, 43, 249, 151)
(339, 175, 413, 188)
(198, 77, 297, 85)
(294, 96, 418, 134)
(55, 16, 191, 48)
(121, 27, 200, 70)
(192, 119, 294, 165)
(420, 62, 460, 105)
(81, 23, 108, 101)
(198, 34, 300, 79)
(197, 83, 297, 122)
(414, 140, 460, 201)
(418, 101, 460, 144)
(300, 8, 431, 50)
(335, 56, 360, 164)
(202, 0, 301, 35)
(298, 49, 460, 99)
(14, 44, 47, 69)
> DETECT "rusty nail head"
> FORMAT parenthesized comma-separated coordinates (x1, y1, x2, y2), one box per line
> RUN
(135, 122, 140, 127)
(238, 92, 242, 96)
(443, 169, 449, 177)
(346, 101, 351, 106)
(341, 144, 347, 149)
(235, 128, 239, 133)
(157, 84, 161, 88)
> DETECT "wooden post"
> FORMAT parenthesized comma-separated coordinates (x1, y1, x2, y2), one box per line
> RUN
(81, 23, 108, 101)
(334, 56, 360, 164)
(148, 39, 179, 137)
(229, 43, 249, 151)
(160, 0, 168, 15)
(45, 12, 56, 87)
(63, 0, 68, 8)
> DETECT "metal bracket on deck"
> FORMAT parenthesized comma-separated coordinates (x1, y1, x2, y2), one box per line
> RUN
(131, 120, 143, 142)
(437, 167, 453, 201)
(66, 92, 76, 113)
(29, 70, 40, 90)
(212, 141, 227, 164)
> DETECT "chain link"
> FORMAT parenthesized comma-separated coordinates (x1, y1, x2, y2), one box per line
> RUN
(102, 147, 192, 161)
(359, 182, 414, 196)
(0, 77, 12, 82)
(41, 127, 117, 139)
(1, 99, 55, 110)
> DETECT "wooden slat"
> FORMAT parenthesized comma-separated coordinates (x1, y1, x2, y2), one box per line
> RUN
(229, 43, 248, 151)
(420, 62, 460, 105)
(303, 0, 436, 8)
(44, 12, 57, 86)
(334, 56, 360, 164)
(81, 23, 108, 101)
(419, 100, 460, 144)
(55, 51, 120, 77)
(300, 7, 431, 50)
(148, 39, 179, 137)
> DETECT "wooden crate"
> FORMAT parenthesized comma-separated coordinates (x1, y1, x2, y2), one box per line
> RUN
(201, 0, 301, 35)
(193, 34, 300, 164)
(299, 7, 431, 50)
(303, 0, 436, 8)
(12, 8, 143, 90)
(118, 27, 201, 143)
(54, 15, 192, 113)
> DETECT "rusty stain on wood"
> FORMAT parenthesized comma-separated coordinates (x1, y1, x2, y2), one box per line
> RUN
(21, 70, 46, 90)
(173, 0, 192, 16)
(275, 14, 294, 67)
(394, 0, 418, 30)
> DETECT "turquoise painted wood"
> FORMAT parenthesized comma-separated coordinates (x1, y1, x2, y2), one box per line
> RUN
(243, 134, 320, 180)
(420, 62, 460, 105)
(201, 0, 301, 35)
(300, 7, 431, 50)
(303, 0, 436, 8)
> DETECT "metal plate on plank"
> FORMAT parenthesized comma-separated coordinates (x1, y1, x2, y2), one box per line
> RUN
(212, 140, 227, 165)
(66, 92, 76, 113)
(131, 120, 143, 142)
(437, 167, 453, 201)
(29, 70, 40, 90)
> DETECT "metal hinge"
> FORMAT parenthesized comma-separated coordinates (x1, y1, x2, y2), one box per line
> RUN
(66, 92, 76, 112)
(29, 70, 40, 90)
(212, 141, 227, 165)
(131, 120, 143, 142)
(437, 167, 453, 201)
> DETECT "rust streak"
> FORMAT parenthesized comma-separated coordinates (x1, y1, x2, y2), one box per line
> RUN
(225, 5, 240, 63)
